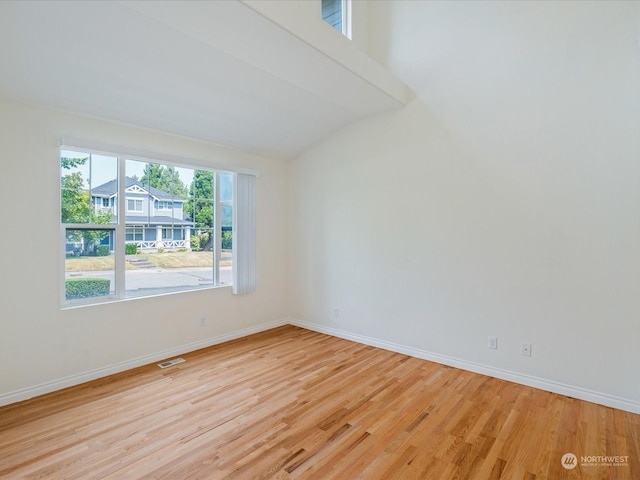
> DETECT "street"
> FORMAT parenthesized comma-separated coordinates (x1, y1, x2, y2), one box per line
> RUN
(66, 266, 232, 297)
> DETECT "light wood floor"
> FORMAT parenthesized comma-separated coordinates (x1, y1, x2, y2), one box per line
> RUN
(1, 325, 638, 479)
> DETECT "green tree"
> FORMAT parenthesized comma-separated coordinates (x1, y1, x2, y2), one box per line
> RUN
(185, 170, 214, 250)
(61, 157, 90, 224)
(61, 157, 113, 254)
(140, 163, 187, 197)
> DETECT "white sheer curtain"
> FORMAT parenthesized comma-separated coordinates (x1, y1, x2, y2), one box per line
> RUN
(232, 173, 257, 294)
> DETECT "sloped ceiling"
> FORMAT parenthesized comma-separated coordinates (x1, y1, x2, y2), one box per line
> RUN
(0, 0, 412, 159)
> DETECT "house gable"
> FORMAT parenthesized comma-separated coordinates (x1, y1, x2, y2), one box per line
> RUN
(125, 184, 147, 195)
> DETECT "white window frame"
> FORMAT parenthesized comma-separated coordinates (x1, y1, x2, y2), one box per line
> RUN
(127, 198, 143, 212)
(341, 0, 351, 39)
(162, 228, 174, 240)
(126, 226, 144, 242)
(60, 142, 257, 307)
(157, 200, 173, 211)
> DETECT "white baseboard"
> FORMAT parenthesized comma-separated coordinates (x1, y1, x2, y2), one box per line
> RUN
(287, 318, 640, 415)
(0, 318, 288, 408)
(3, 317, 638, 415)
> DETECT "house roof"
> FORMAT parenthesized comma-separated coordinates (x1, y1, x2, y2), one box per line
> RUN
(93, 177, 185, 202)
(124, 215, 193, 226)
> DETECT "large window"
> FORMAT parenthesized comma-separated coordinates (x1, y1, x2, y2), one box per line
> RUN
(61, 148, 234, 305)
(322, 0, 351, 38)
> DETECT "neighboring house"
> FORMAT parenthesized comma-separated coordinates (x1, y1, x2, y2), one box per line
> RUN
(92, 177, 194, 252)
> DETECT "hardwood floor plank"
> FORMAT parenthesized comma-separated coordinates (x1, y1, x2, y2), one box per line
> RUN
(0, 325, 638, 479)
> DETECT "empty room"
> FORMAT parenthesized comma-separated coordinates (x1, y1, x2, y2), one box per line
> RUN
(0, 1, 638, 479)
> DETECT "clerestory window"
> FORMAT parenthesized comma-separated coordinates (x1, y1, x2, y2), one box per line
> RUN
(322, 0, 351, 38)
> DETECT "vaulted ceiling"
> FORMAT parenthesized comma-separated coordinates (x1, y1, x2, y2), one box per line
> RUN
(0, 0, 412, 159)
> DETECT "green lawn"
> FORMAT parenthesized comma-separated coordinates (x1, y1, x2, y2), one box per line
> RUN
(65, 250, 231, 271)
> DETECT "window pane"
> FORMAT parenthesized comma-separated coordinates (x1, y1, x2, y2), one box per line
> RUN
(61, 151, 91, 224)
(60, 151, 118, 225)
(322, 0, 342, 33)
(219, 172, 233, 203)
(221, 220, 233, 286)
(90, 154, 118, 224)
(65, 228, 115, 301)
(221, 204, 233, 229)
(121, 162, 213, 298)
(219, 172, 233, 283)
(220, 244, 232, 286)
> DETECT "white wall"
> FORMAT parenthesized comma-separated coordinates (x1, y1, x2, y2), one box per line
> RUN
(0, 99, 289, 404)
(289, 1, 640, 411)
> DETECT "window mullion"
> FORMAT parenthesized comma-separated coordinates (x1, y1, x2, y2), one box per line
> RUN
(60, 223, 67, 305)
(214, 172, 221, 285)
(342, 0, 351, 38)
(115, 156, 126, 298)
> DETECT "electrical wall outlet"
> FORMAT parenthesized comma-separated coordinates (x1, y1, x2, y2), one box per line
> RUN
(333, 307, 339, 317)
(521, 342, 531, 356)
(199, 315, 206, 326)
(488, 336, 497, 349)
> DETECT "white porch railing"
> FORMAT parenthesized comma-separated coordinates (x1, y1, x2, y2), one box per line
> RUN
(134, 240, 189, 250)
